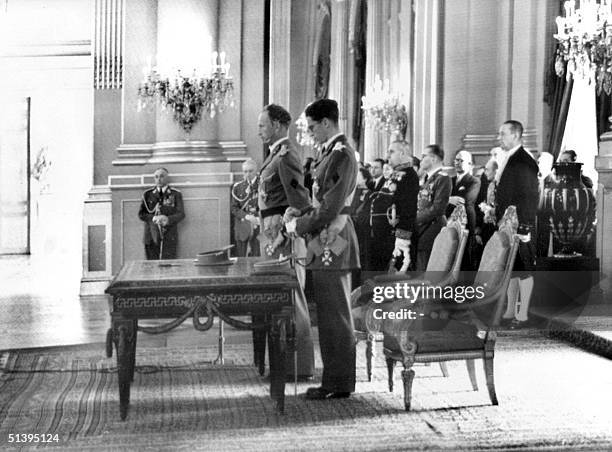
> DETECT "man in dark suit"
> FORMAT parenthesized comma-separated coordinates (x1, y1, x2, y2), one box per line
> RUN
(386, 140, 420, 272)
(257, 103, 314, 378)
(495, 120, 539, 328)
(285, 99, 359, 400)
(415, 145, 452, 271)
(138, 168, 185, 260)
(366, 158, 386, 192)
(446, 150, 480, 269)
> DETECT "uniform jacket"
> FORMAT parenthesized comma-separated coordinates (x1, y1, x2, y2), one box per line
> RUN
(138, 186, 185, 246)
(258, 137, 310, 218)
(388, 162, 419, 240)
(445, 172, 481, 234)
(416, 169, 452, 251)
(296, 134, 359, 270)
(231, 176, 259, 242)
(495, 146, 539, 233)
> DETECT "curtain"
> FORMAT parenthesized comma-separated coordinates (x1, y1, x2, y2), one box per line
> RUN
(560, 76, 599, 187)
(544, 0, 572, 160)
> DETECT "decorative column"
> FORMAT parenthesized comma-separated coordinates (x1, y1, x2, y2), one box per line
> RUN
(94, 0, 124, 90)
(412, 0, 442, 156)
(363, 0, 385, 163)
(329, 0, 350, 134)
(269, 0, 291, 107)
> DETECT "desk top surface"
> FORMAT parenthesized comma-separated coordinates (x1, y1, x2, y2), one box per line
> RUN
(106, 258, 298, 293)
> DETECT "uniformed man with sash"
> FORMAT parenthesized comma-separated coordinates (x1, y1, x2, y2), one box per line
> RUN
(257, 103, 314, 379)
(285, 99, 359, 400)
(138, 167, 185, 260)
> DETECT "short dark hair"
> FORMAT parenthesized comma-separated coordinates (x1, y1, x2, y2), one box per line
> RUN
(425, 144, 444, 162)
(358, 167, 372, 183)
(304, 99, 339, 124)
(412, 156, 421, 168)
(263, 104, 292, 126)
(373, 158, 385, 167)
(503, 120, 524, 138)
(154, 167, 169, 175)
(561, 150, 577, 162)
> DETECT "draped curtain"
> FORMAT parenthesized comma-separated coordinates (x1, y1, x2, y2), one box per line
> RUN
(544, 0, 572, 160)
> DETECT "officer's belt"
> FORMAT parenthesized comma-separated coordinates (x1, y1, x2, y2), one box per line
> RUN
(260, 205, 289, 219)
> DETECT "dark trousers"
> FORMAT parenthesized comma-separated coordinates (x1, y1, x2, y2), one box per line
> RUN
(144, 239, 177, 260)
(235, 236, 261, 257)
(312, 270, 356, 393)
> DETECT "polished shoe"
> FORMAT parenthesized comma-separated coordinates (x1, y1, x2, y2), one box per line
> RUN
(509, 319, 527, 330)
(500, 317, 514, 328)
(305, 386, 351, 400)
(286, 375, 314, 383)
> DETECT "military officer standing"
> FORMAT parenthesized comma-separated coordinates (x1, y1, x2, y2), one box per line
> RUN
(231, 159, 260, 257)
(386, 140, 420, 272)
(138, 167, 185, 260)
(257, 103, 314, 379)
(415, 145, 451, 271)
(285, 99, 359, 400)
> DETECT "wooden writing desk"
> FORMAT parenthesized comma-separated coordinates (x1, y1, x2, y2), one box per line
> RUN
(105, 258, 296, 420)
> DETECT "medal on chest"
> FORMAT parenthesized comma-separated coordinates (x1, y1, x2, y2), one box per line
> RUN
(322, 246, 333, 266)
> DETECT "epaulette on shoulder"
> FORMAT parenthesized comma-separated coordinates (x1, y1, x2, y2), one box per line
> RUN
(169, 187, 182, 193)
(332, 142, 346, 153)
(144, 187, 156, 193)
(277, 144, 289, 157)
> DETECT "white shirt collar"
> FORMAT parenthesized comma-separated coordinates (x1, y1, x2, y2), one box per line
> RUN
(495, 144, 521, 182)
(456, 171, 467, 183)
(157, 185, 169, 193)
(323, 133, 343, 151)
(269, 137, 287, 153)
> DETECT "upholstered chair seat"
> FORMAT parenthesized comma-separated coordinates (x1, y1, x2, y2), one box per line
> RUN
(370, 206, 519, 410)
(351, 205, 468, 381)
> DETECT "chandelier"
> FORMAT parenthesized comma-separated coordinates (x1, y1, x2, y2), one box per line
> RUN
(137, 51, 235, 133)
(361, 75, 408, 139)
(554, 0, 612, 94)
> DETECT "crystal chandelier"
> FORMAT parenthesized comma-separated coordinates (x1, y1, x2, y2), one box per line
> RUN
(554, 0, 612, 94)
(137, 51, 235, 133)
(361, 75, 408, 139)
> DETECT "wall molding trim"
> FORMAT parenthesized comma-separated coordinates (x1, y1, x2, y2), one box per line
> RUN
(113, 140, 248, 165)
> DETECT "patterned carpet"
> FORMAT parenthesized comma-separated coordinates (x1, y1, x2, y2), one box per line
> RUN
(1, 334, 611, 451)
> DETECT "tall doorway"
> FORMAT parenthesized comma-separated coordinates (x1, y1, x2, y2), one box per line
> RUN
(0, 97, 30, 254)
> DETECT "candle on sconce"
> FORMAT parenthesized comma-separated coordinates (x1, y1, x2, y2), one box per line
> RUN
(224, 63, 230, 77)
(211, 51, 218, 71)
(219, 51, 226, 67)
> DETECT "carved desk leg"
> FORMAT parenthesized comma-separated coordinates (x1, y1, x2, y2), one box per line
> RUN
(253, 314, 268, 376)
(112, 317, 136, 421)
(268, 313, 288, 413)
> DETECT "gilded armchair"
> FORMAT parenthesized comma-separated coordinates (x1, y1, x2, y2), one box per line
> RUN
(368, 206, 519, 410)
(351, 205, 469, 381)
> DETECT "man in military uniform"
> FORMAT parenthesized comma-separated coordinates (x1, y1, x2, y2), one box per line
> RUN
(386, 140, 420, 272)
(285, 99, 359, 400)
(138, 167, 185, 260)
(231, 159, 260, 257)
(257, 103, 314, 379)
(415, 145, 452, 271)
(367, 173, 394, 272)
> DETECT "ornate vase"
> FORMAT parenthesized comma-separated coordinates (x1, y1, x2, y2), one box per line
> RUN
(541, 162, 595, 258)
